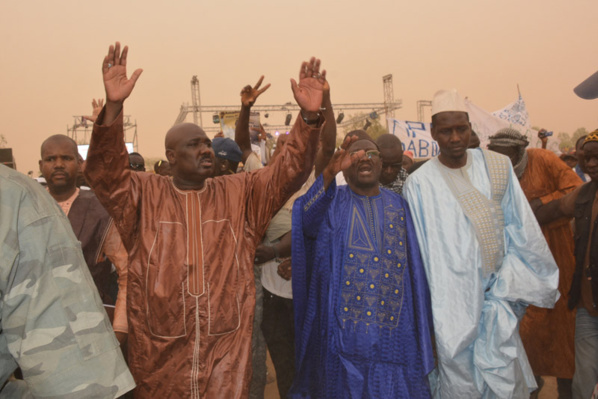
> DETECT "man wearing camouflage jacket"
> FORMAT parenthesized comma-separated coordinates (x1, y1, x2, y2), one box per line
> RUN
(0, 164, 134, 398)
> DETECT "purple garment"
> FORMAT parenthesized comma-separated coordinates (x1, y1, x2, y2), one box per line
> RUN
(291, 175, 434, 398)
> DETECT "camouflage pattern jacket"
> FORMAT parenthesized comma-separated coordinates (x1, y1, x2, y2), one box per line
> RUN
(0, 165, 135, 398)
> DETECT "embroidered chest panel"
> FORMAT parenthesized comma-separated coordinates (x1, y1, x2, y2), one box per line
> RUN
(339, 203, 407, 330)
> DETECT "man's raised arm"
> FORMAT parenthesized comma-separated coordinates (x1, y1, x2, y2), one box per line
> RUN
(314, 76, 337, 175)
(84, 42, 143, 248)
(245, 58, 327, 237)
(235, 76, 270, 164)
(99, 42, 142, 126)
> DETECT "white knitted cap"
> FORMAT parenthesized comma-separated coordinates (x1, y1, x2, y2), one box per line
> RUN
(431, 89, 467, 116)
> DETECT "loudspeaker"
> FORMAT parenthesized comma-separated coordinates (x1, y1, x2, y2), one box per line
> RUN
(0, 148, 15, 169)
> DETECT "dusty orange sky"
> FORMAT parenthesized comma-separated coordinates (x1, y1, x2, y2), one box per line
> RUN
(1, 0, 597, 174)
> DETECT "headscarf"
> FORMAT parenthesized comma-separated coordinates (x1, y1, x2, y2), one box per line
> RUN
(488, 128, 529, 178)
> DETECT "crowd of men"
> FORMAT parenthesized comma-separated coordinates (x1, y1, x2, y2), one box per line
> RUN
(1, 41, 597, 399)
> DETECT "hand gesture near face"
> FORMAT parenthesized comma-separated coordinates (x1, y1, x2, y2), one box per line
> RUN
(240, 76, 271, 107)
(325, 136, 363, 176)
(102, 42, 143, 104)
(291, 57, 326, 112)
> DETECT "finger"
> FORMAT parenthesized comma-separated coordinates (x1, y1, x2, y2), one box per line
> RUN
(102, 44, 114, 73)
(340, 154, 353, 171)
(257, 83, 271, 95)
(121, 45, 128, 67)
(114, 42, 121, 66)
(254, 75, 264, 90)
(312, 58, 321, 76)
(290, 78, 299, 94)
(340, 135, 353, 150)
(92, 99, 98, 108)
(306, 57, 315, 77)
(352, 150, 366, 164)
(333, 148, 346, 161)
(298, 61, 308, 80)
(99, 99, 104, 107)
(129, 68, 143, 86)
(319, 69, 327, 82)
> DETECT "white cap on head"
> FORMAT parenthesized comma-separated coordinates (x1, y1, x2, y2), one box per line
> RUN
(431, 89, 467, 116)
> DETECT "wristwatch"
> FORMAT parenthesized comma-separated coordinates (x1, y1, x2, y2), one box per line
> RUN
(301, 110, 321, 125)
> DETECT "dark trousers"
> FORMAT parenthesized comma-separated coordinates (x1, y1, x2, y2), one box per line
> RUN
(261, 288, 295, 398)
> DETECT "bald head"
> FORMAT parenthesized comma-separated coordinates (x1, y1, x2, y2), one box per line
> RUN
(165, 123, 208, 150)
(41, 134, 78, 158)
(376, 134, 402, 149)
(164, 123, 215, 190)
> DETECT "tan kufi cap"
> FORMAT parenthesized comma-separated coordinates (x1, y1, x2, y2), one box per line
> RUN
(431, 89, 467, 116)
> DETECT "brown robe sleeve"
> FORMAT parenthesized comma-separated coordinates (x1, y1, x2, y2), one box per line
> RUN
(84, 109, 142, 252)
(244, 115, 321, 241)
(535, 149, 583, 204)
(559, 184, 583, 218)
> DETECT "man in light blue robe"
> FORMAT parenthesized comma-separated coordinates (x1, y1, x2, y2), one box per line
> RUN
(403, 90, 560, 398)
(291, 132, 435, 398)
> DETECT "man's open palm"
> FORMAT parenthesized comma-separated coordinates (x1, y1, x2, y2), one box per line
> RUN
(291, 57, 326, 112)
(102, 42, 143, 103)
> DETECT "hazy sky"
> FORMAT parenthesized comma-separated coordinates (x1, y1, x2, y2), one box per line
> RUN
(1, 0, 597, 174)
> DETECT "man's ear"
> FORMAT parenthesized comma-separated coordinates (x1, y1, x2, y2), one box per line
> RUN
(166, 149, 175, 165)
(38, 159, 43, 173)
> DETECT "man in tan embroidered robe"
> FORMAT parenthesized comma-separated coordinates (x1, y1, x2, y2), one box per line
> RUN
(84, 42, 325, 398)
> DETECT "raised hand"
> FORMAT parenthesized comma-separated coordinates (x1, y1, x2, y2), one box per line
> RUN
(325, 135, 362, 176)
(83, 98, 104, 122)
(102, 42, 143, 104)
(240, 76, 271, 107)
(290, 57, 326, 112)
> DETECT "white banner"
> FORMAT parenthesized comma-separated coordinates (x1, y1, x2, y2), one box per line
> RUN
(387, 119, 438, 159)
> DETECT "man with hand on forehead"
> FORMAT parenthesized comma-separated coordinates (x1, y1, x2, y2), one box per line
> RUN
(84, 42, 325, 398)
(403, 89, 559, 398)
(290, 131, 434, 398)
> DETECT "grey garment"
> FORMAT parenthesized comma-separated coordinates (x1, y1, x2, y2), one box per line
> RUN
(572, 308, 598, 399)
(513, 149, 529, 179)
(380, 167, 409, 195)
(249, 263, 267, 399)
(0, 165, 135, 399)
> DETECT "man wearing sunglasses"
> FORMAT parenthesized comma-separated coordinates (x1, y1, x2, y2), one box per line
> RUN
(290, 130, 434, 398)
